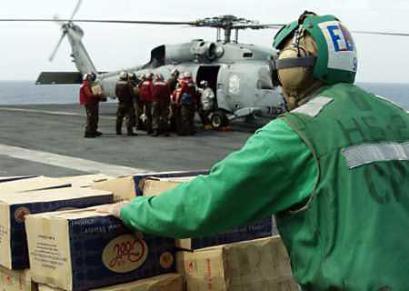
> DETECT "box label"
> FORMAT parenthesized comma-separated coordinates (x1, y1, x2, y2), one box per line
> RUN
(102, 234, 148, 273)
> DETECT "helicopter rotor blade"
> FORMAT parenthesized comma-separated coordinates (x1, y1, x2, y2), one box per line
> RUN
(0, 18, 196, 25)
(351, 30, 409, 37)
(49, 31, 67, 62)
(70, 0, 83, 21)
(1, 18, 409, 38)
(231, 23, 285, 30)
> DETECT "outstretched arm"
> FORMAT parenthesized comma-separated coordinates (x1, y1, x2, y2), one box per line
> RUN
(120, 119, 318, 238)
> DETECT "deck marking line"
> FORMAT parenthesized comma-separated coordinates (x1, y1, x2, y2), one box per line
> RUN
(0, 107, 115, 120)
(0, 144, 149, 176)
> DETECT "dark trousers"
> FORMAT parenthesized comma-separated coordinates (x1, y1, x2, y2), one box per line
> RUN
(142, 101, 153, 133)
(179, 104, 195, 135)
(85, 103, 99, 134)
(116, 102, 135, 134)
(134, 98, 144, 129)
(152, 101, 170, 133)
(198, 108, 211, 126)
(170, 104, 181, 133)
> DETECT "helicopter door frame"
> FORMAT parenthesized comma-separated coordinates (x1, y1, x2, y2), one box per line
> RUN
(196, 65, 220, 99)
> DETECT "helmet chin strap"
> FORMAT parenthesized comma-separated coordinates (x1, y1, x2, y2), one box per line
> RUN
(282, 80, 323, 110)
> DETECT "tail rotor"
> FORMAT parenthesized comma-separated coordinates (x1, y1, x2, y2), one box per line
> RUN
(48, 0, 83, 62)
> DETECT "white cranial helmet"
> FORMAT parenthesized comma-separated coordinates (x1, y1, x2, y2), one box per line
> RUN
(119, 71, 128, 80)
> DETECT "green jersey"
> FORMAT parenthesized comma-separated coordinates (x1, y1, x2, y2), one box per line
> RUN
(121, 83, 409, 290)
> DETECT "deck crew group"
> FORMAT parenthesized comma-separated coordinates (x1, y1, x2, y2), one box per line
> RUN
(79, 69, 216, 138)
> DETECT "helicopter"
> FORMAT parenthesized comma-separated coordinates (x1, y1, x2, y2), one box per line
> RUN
(2, 2, 408, 128)
(1, 1, 288, 129)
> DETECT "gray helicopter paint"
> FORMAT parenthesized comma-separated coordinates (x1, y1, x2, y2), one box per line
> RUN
(66, 24, 96, 75)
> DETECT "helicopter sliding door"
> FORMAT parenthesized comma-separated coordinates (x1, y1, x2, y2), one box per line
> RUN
(196, 65, 220, 98)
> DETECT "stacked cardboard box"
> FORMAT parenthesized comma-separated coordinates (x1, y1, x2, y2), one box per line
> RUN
(0, 176, 36, 184)
(92, 176, 137, 202)
(0, 171, 298, 290)
(37, 273, 183, 291)
(25, 208, 176, 291)
(177, 237, 298, 291)
(91, 170, 208, 201)
(0, 187, 113, 269)
(0, 266, 36, 291)
(58, 174, 112, 188)
(0, 176, 70, 193)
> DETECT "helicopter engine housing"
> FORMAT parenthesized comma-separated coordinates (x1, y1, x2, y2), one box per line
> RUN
(164, 40, 222, 64)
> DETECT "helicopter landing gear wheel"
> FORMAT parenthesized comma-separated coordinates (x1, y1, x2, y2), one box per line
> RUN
(210, 110, 229, 129)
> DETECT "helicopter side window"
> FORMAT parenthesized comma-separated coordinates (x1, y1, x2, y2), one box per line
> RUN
(243, 52, 253, 58)
(257, 67, 274, 89)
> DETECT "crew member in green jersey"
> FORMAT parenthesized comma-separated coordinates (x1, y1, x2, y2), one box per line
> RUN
(100, 12, 409, 290)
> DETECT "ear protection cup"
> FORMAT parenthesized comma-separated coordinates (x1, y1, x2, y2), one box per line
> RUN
(278, 46, 313, 94)
(277, 34, 318, 98)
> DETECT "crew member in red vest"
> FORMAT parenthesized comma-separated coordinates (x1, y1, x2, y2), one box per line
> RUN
(178, 71, 197, 136)
(152, 74, 171, 137)
(138, 72, 154, 134)
(79, 73, 102, 138)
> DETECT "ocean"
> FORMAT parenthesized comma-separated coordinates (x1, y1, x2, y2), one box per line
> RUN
(0, 81, 408, 109)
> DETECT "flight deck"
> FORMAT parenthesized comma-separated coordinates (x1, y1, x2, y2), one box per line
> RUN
(0, 103, 260, 177)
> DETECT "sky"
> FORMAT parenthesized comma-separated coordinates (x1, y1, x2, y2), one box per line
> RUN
(1, 0, 409, 83)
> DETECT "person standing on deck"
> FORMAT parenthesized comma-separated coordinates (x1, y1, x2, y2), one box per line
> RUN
(79, 73, 102, 138)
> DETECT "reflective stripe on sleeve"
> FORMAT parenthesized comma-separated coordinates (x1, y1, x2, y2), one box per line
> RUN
(292, 96, 333, 117)
(342, 142, 409, 169)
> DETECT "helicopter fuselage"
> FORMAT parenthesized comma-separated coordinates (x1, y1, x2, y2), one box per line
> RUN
(99, 40, 284, 119)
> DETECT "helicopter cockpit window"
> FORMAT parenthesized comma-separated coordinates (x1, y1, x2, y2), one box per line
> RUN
(257, 67, 274, 89)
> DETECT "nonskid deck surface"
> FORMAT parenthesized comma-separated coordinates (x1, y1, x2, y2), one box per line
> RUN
(0, 103, 266, 177)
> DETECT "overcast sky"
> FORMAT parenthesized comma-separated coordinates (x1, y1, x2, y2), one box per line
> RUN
(1, 0, 409, 83)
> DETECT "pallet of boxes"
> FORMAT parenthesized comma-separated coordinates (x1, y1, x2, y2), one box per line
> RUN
(0, 172, 298, 291)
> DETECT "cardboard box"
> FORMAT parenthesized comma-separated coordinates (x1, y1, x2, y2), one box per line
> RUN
(38, 273, 183, 291)
(0, 266, 37, 291)
(59, 174, 112, 188)
(177, 217, 276, 250)
(177, 237, 298, 291)
(142, 178, 277, 250)
(142, 177, 195, 197)
(92, 176, 137, 202)
(134, 171, 208, 196)
(91, 84, 104, 97)
(0, 176, 36, 184)
(91, 171, 208, 201)
(0, 176, 70, 193)
(26, 208, 176, 291)
(0, 187, 113, 269)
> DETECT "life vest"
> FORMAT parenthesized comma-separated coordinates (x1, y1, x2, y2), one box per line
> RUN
(278, 83, 409, 289)
(139, 80, 153, 102)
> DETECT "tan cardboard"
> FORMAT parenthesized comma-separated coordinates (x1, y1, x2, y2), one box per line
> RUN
(59, 174, 113, 188)
(142, 177, 197, 196)
(177, 236, 298, 291)
(26, 207, 176, 291)
(0, 176, 35, 183)
(38, 273, 183, 291)
(0, 187, 113, 269)
(92, 176, 136, 201)
(0, 176, 70, 193)
(142, 179, 184, 196)
(0, 266, 37, 291)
